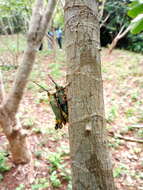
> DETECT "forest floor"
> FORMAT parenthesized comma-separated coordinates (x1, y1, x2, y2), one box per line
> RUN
(0, 35, 143, 190)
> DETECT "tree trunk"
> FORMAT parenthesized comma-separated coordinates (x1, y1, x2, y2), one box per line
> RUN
(64, 0, 116, 189)
(0, 0, 57, 164)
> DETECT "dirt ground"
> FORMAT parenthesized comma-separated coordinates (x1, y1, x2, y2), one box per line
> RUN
(0, 47, 143, 190)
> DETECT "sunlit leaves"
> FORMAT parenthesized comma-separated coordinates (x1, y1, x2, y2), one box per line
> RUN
(0, 0, 34, 17)
(128, 0, 143, 33)
(130, 14, 143, 33)
(128, 1, 143, 18)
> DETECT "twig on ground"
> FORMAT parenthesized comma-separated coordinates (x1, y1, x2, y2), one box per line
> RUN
(130, 124, 143, 129)
(115, 134, 143, 144)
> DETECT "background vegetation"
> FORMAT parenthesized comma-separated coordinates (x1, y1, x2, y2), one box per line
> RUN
(101, 0, 143, 53)
(1, 0, 143, 53)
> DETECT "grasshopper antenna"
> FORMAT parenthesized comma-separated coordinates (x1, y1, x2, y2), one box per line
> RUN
(48, 74, 58, 88)
(33, 81, 50, 95)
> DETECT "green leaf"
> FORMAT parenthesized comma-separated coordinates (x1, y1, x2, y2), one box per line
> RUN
(128, 3, 143, 18)
(130, 14, 143, 33)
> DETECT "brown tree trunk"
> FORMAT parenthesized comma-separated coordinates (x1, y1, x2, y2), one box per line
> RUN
(0, 0, 57, 164)
(64, 0, 116, 189)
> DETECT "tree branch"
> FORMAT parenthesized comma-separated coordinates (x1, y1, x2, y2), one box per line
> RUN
(41, 0, 57, 34)
(99, 0, 106, 21)
(108, 25, 131, 54)
(59, 0, 65, 8)
(100, 13, 110, 28)
(3, 0, 57, 113)
(130, 125, 143, 129)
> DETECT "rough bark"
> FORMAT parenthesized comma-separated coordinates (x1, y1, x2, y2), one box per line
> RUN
(0, 71, 5, 104)
(64, 0, 116, 189)
(0, 0, 57, 164)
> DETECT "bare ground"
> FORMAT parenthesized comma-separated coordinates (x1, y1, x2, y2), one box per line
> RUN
(0, 48, 142, 190)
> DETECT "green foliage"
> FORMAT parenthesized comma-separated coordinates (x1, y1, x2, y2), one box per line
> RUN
(54, 8, 64, 29)
(49, 63, 62, 78)
(48, 153, 63, 171)
(0, 151, 11, 173)
(108, 138, 122, 148)
(131, 91, 139, 102)
(113, 164, 128, 178)
(126, 125, 135, 131)
(67, 182, 72, 190)
(137, 115, 143, 122)
(127, 32, 143, 52)
(130, 14, 143, 34)
(0, 65, 17, 71)
(128, 0, 143, 34)
(50, 171, 61, 188)
(34, 92, 49, 104)
(0, 34, 26, 54)
(0, 0, 64, 34)
(31, 178, 49, 190)
(101, 0, 130, 45)
(47, 151, 71, 188)
(0, 0, 34, 34)
(23, 117, 35, 129)
(48, 153, 62, 187)
(102, 0, 143, 52)
(34, 150, 43, 159)
(105, 0, 129, 29)
(58, 164, 71, 181)
(125, 108, 135, 118)
(113, 167, 123, 178)
(32, 127, 43, 134)
(38, 49, 53, 57)
(128, 0, 143, 18)
(0, 174, 3, 182)
(106, 105, 118, 123)
(137, 129, 143, 137)
(15, 184, 25, 190)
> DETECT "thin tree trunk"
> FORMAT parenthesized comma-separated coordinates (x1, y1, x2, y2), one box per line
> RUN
(65, 0, 116, 189)
(0, 0, 57, 164)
